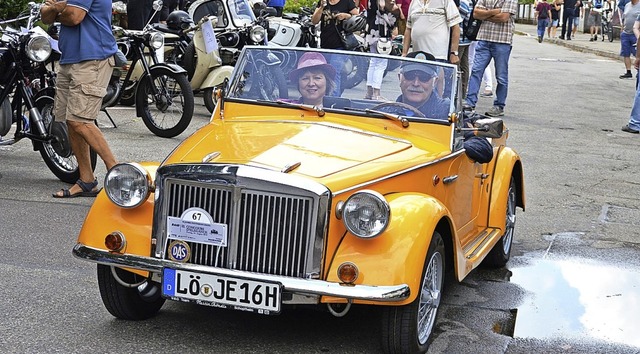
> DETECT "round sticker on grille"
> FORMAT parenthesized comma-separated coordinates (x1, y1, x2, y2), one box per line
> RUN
(168, 240, 191, 262)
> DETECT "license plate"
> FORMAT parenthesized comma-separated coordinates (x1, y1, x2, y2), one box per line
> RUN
(162, 268, 281, 314)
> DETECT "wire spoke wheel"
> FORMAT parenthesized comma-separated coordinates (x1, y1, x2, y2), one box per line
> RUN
(137, 67, 194, 138)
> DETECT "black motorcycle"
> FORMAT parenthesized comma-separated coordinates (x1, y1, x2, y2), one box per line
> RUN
(103, 25, 195, 138)
(0, 3, 97, 183)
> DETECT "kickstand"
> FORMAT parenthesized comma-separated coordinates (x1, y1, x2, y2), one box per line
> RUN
(101, 108, 117, 128)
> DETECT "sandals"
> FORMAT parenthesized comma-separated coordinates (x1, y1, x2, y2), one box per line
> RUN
(52, 178, 101, 198)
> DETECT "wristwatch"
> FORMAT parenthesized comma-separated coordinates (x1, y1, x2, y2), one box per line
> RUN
(450, 51, 459, 56)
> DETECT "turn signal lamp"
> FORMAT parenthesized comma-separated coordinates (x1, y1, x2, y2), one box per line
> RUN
(337, 262, 358, 284)
(105, 231, 126, 252)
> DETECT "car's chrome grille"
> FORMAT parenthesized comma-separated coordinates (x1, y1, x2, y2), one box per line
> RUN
(153, 164, 329, 279)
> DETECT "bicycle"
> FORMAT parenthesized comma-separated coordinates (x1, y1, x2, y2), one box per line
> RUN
(601, 8, 614, 42)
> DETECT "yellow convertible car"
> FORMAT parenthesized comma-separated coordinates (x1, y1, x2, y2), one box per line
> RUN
(73, 46, 525, 353)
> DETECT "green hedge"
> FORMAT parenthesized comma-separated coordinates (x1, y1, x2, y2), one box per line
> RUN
(0, 0, 31, 21)
(283, 0, 319, 14)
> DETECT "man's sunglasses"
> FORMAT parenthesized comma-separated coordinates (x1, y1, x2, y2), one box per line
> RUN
(402, 70, 435, 82)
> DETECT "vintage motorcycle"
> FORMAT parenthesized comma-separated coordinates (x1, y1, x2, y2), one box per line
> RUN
(103, 23, 195, 138)
(0, 7, 97, 183)
(154, 11, 234, 113)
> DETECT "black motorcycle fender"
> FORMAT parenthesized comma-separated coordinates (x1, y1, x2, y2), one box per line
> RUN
(135, 63, 188, 117)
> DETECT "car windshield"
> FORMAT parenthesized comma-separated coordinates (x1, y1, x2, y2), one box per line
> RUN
(190, 0, 255, 27)
(228, 0, 256, 27)
(227, 47, 457, 121)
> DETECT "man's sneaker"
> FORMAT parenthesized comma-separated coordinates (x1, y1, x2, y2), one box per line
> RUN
(621, 124, 640, 134)
(559, 35, 565, 40)
(594, 34, 598, 40)
(620, 72, 633, 79)
(485, 106, 504, 117)
(538, 36, 542, 43)
(462, 103, 475, 112)
(480, 89, 493, 97)
(589, 37, 594, 42)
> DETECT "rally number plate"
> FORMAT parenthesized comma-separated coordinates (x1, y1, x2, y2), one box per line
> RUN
(162, 268, 281, 315)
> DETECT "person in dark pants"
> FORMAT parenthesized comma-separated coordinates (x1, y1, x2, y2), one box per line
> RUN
(127, 0, 154, 30)
(560, 0, 578, 39)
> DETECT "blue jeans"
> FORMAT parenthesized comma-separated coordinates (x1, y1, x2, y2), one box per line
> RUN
(328, 51, 344, 96)
(628, 71, 640, 130)
(466, 41, 512, 109)
(538, 19, 549, 38)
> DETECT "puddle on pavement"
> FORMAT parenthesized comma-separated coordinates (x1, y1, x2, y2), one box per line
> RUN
(509, 258, 640, 347)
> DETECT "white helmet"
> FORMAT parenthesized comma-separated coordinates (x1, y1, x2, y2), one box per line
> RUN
(376, 38, 393, 55)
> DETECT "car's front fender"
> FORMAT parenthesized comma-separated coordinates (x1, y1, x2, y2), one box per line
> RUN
(324, 192, 450, 306)
(76, 163, 160, 276)
(488, 146, 525, 230)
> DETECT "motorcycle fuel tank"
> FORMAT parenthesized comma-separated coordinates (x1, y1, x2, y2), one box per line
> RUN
(268, 20, 301, 47)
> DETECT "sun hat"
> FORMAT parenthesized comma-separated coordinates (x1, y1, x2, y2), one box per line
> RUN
(401, 51, 438, 78)
(289, 52, 337, 82)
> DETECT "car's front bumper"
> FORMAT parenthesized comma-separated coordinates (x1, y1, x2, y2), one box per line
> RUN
(73, 244, 411, 302)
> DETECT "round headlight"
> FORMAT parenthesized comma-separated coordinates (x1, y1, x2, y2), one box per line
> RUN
(105, 163, 151, 208)
(249, 25, 266, 44)
(26, 35, 52, 62)
(342, 190, 390, 238)
(149, 32, 164, 49)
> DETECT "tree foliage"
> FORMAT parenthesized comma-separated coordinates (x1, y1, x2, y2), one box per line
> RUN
(0, 0, 32, 21)
(283, 0, 318, 14)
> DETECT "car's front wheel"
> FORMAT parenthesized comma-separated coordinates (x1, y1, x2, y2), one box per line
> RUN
(97, 264, 165, 320)
(381, 231, 445, 353)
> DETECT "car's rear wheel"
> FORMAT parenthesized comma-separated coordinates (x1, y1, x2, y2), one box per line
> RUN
(97, 264, 165, 320)
(381, 231, 445, 353)
(483, 176, 516, 267)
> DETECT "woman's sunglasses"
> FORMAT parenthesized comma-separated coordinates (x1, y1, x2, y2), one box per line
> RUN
(402, 70, 435, 83)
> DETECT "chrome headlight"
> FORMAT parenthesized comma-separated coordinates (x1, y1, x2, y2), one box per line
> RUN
(148, 32, 164, 49)
(249, 25, 266, 43)
(105, 163, 152, 208)
(341, 190, 390, 238)
(26, 35, 52, 62)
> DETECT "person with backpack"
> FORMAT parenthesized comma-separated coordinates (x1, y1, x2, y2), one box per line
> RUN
(589, 0, 606, 41)
(536, 0, 552, 43)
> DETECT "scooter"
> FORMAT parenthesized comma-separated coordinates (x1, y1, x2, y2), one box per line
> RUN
(155, 13, 234, 113)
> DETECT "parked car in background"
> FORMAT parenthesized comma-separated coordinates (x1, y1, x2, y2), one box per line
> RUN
(72, 46, 525, 353)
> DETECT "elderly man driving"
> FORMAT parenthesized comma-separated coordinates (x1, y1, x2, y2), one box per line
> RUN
(396, 51, 451, 120)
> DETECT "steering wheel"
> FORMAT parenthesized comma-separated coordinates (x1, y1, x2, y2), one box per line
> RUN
(370, 102, 426, 118)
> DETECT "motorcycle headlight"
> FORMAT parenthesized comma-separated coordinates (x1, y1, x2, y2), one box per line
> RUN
(249, 25, 266, 43)
(26, 35, 52, 62)
(148, 32, 164, 50)
(105, 163, 152, 208)
(341, 190, 390, 238)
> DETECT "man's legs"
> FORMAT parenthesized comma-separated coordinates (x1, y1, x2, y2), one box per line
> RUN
(492, 42, 513, 109)
(565, 13, 574, 39)
(53, 59, 117, 197)
(466, 41, 492, 108)
(560, 10, 569, 38)
(620, 32, 636, 78)
(623, 72, 640, 132)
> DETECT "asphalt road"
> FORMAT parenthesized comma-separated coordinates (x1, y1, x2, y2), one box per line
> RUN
(1, 32, 640, 354)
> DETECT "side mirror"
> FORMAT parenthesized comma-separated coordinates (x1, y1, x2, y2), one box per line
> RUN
(152, 0, 163, 11)
(473, 118, 504, 138)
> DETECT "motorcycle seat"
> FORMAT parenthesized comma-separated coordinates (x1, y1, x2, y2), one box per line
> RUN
(151, 23, 184, 36)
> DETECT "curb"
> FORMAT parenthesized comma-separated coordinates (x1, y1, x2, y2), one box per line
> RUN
(514, 30, 621, 61)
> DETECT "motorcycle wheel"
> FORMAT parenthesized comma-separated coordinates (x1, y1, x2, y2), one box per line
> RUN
(136, 67, 195, 138)
(119, 86, 136, 106)
(35, 95, 98, 184)
(342, 55, 367, 90)
(203, 87, 217, 114)
(246, 63, 288, 101)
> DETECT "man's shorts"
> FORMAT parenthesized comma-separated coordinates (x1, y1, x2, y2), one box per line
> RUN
(620, 31, 637, 57)
(589, 11, 602, 27)
(573, 16, 580, 27)
(54, 57, 114, 123)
